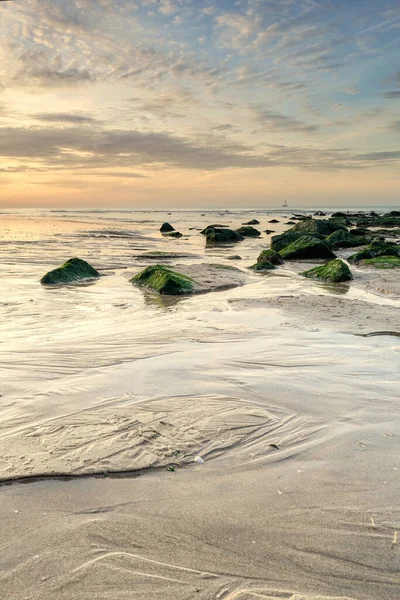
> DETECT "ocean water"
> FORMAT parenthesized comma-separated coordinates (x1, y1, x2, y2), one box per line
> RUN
(0, 207, 399, 481)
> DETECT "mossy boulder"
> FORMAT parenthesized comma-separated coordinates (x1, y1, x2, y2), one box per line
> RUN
(348, 240, 400, 263)
(328, 217, 352, 230)
(256, 249, 284, 266)
(160, 222, 175, 232)
(205, 228, 244, 244)
(250, 261, 276, 271)
(301, 259, 352, 282)
(235, 226, 261, 237)
(349, 228, 370, 236)
(40, 258, 100, 285)
(347, 250, 374, 263)
(356, 216, 400, 228)
(130, 265, 195, 295)
(289, 218, 334, 237)
(360, 256, 400, 269)
(250, 249, 282, 270)
(279, 235, 336, 260)
(270, 231, 324, 252)
(326, 229, 368, 248)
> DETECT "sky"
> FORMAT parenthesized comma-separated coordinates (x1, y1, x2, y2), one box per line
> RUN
(0, 0, 399, 208)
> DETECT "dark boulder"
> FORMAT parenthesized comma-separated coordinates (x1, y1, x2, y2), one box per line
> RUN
(271, 231, 324, 252)
(279, 235, 336, 260)
(160, 222, 175, 232)
(205, 228, 244, 244)
(301, 259, 352, 282)
(326, 229, 368, 248)
(242, 219, 260, 225)
(200, 224, 229, 235)
(164, 231, 183, 238)
(250, 249, 283, 270)
(289, 218, 334, 237)
(41, 258, 100, 285)
(235, 226, 261, 237)
(130, 265, 195, 295)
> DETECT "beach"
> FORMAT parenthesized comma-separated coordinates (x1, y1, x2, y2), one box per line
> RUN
(0, 208, 399, 600)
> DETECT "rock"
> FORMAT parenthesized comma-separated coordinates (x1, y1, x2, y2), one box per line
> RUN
(326, 229, 368, 248)
(387, 210, 400, 217)
(200, 224, 229, 234)
(235, 226, 261, 237)
(285, 221, 296, 225)
(268, 219, 280, 223)
(250, 261, 276, 271)
(250, 249, 283, 271)
(164, 231, 183, 238)
(349, 228, 370, 236)
(271, 231, 324, 252)
(328, 217, 352, 230)
(359, 256, 400, 269)
(331, 211, 347, 218)
(226, 255, 242, 260)
(40, 258, 100, 285)
(289, 218, 334, 237)
(356, 216, 400, 228)
(256, 249, 284, 265)
(279, 235, 336, 260)
(348, 240, 400, 263)
(264, 229, 275, 235)
(301, 259, 352, 282)
(130, 265, 195, 295)
(314, 211, 326, 216)
(347, 249, 375, 263)
(160, 222, 175, 232)
(242, 219, 260, 225)
(205, 228, 244, 243)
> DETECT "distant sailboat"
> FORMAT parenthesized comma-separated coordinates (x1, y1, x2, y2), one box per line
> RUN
(282, 199, 288, 208)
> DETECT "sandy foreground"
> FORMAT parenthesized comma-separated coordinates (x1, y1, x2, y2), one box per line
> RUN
(1, 212, 400, 600)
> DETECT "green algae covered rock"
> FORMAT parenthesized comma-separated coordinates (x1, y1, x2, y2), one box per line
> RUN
(40, 258, 100, 285)
(279, 235, 336, 260)
(235, 226, 261, 237)
(270, 231, 325, 252)
(326, 229, 368, 248)
(250, 249, 284, 270)
(130, 265, 195, 295)
(328, 217, 352, 230)
(360, 256, 400, 269)
(205, 228, 244, 244)
(348, 240, 400, 263)
(250, 261, 276, 271)
(347, 250, 374, 263)
(290, 218, 334, 237)
(301, 259, 352, 282)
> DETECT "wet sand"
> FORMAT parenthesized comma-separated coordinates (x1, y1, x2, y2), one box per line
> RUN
(1, 209, 399, 599)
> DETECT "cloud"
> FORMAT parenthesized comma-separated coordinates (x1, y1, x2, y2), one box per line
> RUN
(253, 107, 319, 134)
(31, 113, 100, 124)
(383, 91, 400, 99)
(0, 125, 272, 170)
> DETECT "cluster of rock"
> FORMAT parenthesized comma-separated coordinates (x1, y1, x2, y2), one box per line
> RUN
(40, 211, 399, 293)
